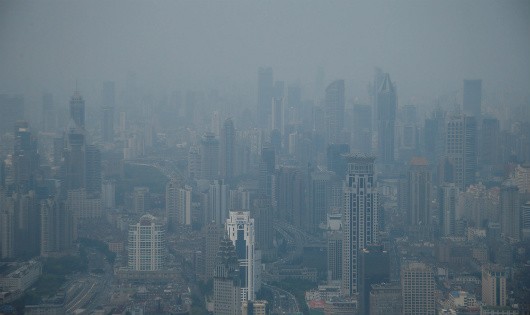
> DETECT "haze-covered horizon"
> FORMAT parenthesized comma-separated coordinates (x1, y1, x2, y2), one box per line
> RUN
(1, 0, 529, 113)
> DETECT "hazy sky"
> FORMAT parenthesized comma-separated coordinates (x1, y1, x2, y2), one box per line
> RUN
(1, 0, 529, 109)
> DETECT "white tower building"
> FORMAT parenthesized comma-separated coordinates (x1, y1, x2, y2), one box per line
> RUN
(225, 211, 261, 302)
(128, 214, 165, 271)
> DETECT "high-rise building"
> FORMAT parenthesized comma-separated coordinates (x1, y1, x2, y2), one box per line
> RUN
(200, 132, 219, 180)
(359, 245, 390, 315)
(69, 91, 85, 129)
(327, 230, 343, 282)
(133, 187, 150, 214)
(276, 166, 306, 228)
(178, 185, 192, 226)
(226, 211, 260, 302)
(208, 179, 228, 225)
(250, 197, 274, 257)
(342, 154, 379, 296)
(522, 201, 530, 240)
(407, 157, 432, 227)
(102, 179, 116, 210)
(187, 145, 201, 179)
(376, 74, 397, 164)
(258, 145, 275, 198)
(423, 106, 445, 167)
(101, 81, 115, 143)
(482, 264, 507, 307)
(85, 145, 101, 196)
(13, 121, 38, 192)
(213, 236, 242, 315)
(40, 197, 76, 257)
(128, 214, 165, 271)
(438, 184, 459, 237)
(310, 170, 334, 231)
(221, 118, 236, 181)
(63, 127, 85, 192)
(401, 261, 435, 315)
(327, 143, 350, 177)
(257, 67, 273, 129)
(205, 223, 224, 280)
(480, 118, 500, 167)
(0, 94, 24, 134)
(445, 114, 477, 190)
(500, 181, 521, 241)
(166, 179, 180, 231)
(463, 79, 481, 118)
(325, 80, 345, 144)
(271, 97, 284, 134)
(0, 196, 15, 259)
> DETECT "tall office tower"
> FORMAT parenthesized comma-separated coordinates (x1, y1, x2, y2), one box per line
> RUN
(63, 126, 86, 192)
(445, 114, 477, 190)
(102, 179, 115, 209)
(205, 223, 224, 280)
(13, 121, 38, 192)
(15, 191, 40, 257)
(69, 91, 85, 129)
(208, 179, 228, 224)
(341, 154, 379, 296)
(325, 80, 345, 144)
(463, 79, 482, 118)
(310, 170, 334, 232)
(522, 201, 530, 240)
(376, 74, 397, 165)
(101, 81, 115, 143)
(327, 143, 350, 177)
(188, 145, 201, 179)
(226, 211, 260, 302)
(0, 94, 24, 134)
(458, 183, 499, 228)
(0, 197, 15, 259)
(482, 264, 507, 307)
(401, 261, 435, 315)
(271, 98, 284, 134)
(257, 67, 273, 129)
(178, 185, 193, 226)
(327, 231, 343, 282)
(128, 214, 165, 271)
(513, 164, 530, 193)
(438, 183, 458, 237)
(213, 236, 242, 315)
(276, 166, 306, 228)
(406, 157, 432, 236)
(221, 118, 236, 181)
(353, 104, 372, 154)
(424, 106, 446, 166)
(166, 179, 180, 231)
(133, 187, 150, 214)
(500, 181, 521, 241)
(200, 132, 219, 180)
(42, 93, 55, 132)
(359, 245, 390, 315)
(40, 197, 76, 257)
(250, 197, 274, 258)
(369, 282, 402, 315)
(85, 145, 101, 196)
(480, 117, 500, 167)
(258, 145, 275, 198)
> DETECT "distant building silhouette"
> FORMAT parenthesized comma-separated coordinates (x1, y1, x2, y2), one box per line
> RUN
(376, 74, 397, 164)
(463, 79, 481, 118)
(257, 67, 273, 129)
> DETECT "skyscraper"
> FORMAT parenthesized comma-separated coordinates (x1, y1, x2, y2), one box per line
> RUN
(128, 214, 165, 271)
(226, 211, 260, 302)
(208, 179, 228, 225)
(325, 80, 345, 144)
(407, 157, 432, 228)
(376, 74, 397, 164)
(342, 154, 379, 296)
(85, 145, 101, 196)
(463, 79, 481, 118)
(13, 121, 38, 192)
(482, 264, 507, 307)
(69, 91, 85, 129)
(401, 261, 435, 315)
(200, 132, 219, 180)
(438, 183, 459, 237)
(257, 67, 273, 129)
(500, 181, 521, 241)
(221, 118, 236, 181)
(205, 223, 224, 280)
(166, 179, 180, 231)
(445, 114, 477, 190)
(213, 235, 242, 315)
(63, 126, 85, 192)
